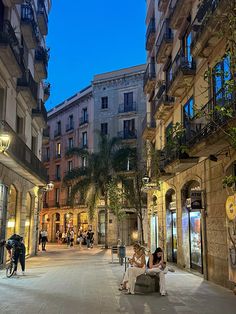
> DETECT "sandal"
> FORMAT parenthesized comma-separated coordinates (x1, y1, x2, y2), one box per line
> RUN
(118, 284, 126, 291)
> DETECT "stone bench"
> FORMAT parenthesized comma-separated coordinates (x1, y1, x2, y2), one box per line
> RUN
(135, 273, 160, 294)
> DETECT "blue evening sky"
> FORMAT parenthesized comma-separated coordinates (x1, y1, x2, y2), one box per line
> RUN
(46, 0, 146, 110)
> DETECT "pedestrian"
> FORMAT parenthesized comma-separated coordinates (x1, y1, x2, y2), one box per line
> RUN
(86, 230, 92, 249)
(147, 247, 168, 296)
(62, 231, 66, 243)
(119, 244, 146, 295)
(5, 234, 26, 275)
(66, 230, 71, 247)
(59, 231, 62, 244)
(41, 230, 48, 251)
(56, 230, 60, 244)
(38, 230, 42, 251)
(70, 229, 74, 247)
(82, 230, 87, 245)
(77, 230, 83, 248)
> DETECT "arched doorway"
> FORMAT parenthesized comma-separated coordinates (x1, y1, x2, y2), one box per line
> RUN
(64, 212, 73, 232)
(6, 185, 17, 239)
(42, 214, 49, 231)
(78, 212, 88, 232)
(182, 180, 203, 273)
(24, 193, 32, 255)
(52, 213, 60, 241)
(0, 184, 8, 264)
(166, 189, 177, 263)
(98, 210, 105, 244)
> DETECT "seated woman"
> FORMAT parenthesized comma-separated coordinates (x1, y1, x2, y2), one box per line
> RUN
(147, 247, 168, 296)
(119, 244, 146, 295)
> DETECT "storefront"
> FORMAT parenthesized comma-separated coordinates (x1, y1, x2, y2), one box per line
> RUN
(64, 212, 73, 232)
(6, 185, 17, 240)
(150, 214, 158, 253)
(52, 213, 60, 241)
(166, 189, 177, 263)
(182, 181, 203, 274)
(78, 212, 88, 232)
(98, 210, 105, 244)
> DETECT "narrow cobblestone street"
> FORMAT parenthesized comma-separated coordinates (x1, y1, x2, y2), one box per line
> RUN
(0, 245, 235, 314)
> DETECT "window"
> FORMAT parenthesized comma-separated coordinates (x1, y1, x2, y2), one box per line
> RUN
(82, 156, 87, 168)
(68, 186, 72, 198)
(82, 132, 87, 147)
(69, 115, 73, 129)
(56, 165, 60, 179)
(183, 97, 194, 127)
(101, 96, 108, 109)
(68, 137, 73, 149)
(55, 188, 60, 205)
(124, 92, 133, 107)
(213, 55, 231, 104)
(46, 147, 50, 161)
(56, 142, 61, 157)
(31, 136, 37, 154)
(57, 121, 61, 134)
(182, 31, 192, 64)
(83, 108, 88, 121)
(16, 115, 24, 135)
(166, 61, 173, 88)
(68, 160, 73, 172)
(165, 122, 173, 144)
(101, 123, 108, 135)
(123, 119, 135, 138)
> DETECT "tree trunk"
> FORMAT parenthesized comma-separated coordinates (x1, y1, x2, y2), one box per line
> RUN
(104, 194, 109, 249)
(138, 210, 144, 245)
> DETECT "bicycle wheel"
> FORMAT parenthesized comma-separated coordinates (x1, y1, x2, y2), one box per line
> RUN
(6, 262, 15, 278)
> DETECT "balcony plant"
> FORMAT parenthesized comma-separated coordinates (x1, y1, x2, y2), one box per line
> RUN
(222, 175, 236, 194)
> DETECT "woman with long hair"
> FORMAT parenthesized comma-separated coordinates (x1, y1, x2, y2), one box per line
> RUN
(147, 247, 168, 296)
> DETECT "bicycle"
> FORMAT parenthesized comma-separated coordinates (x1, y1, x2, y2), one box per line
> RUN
(6, 256, 16, 278)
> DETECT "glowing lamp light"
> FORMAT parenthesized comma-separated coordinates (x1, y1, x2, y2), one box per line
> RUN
(46, 181, 54, 191)
(7, 220, 15, 228)
(25, 220, 30, 227)
(0, 133, 11, 153)
(131, 231, 139, 241)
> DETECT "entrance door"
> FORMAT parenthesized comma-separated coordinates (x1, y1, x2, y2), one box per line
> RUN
(0, 184, 7, 265)
(150, 215, 158, 253)
(172, 212, 177, 263)
(189, 211, 203, 272)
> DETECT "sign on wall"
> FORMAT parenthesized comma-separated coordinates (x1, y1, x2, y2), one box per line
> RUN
(190, 191, 203, 209)
(226, 195, 236, 284)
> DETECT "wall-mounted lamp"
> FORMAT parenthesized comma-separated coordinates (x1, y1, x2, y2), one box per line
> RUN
(0, 133, 11, 153)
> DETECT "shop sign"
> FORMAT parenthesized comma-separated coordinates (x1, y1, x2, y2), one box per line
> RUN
(190, 191, 203, 209)
(186, 198, 191, 208)
(169, 201, 176, 211)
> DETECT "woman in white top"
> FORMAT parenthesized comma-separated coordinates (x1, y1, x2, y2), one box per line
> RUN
(119, 244, 146, 295)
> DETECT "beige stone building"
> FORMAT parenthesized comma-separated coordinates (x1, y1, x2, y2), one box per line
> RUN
(0, 0, 51, 263)
(143, 0, 236, 289)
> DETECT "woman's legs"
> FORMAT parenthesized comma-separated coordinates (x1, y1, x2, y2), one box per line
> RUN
(126, 267, 145, 294)
(148, 268, 168, 295)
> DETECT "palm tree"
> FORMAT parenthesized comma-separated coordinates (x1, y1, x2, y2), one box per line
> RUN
(64, 134, 121, 249)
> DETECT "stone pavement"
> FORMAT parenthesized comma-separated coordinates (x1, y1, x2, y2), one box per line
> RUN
(0, 245, 235, 314)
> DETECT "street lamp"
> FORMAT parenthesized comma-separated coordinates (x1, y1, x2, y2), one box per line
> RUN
(142, 174, 150, 185)
(0, 133, 11, 153)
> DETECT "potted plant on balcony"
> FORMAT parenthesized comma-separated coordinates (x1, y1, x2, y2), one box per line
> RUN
(222, 175, 236, 194)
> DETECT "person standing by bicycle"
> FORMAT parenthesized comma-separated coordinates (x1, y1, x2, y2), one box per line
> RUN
(5, 234, 26, 276)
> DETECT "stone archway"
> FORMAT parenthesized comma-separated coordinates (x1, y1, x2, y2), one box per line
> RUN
(6, 184, 17, 239)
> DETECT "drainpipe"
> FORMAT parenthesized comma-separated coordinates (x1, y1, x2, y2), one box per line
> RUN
(203, 159, 209, 280)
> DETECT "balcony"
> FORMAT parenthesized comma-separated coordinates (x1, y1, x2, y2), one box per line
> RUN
(43, 82, 50, 101)
(17, 70, 38, 107)
(79, 142, 88, 149)
(2, 0, 24, 6)
(54, 129, 61, 138)
(185, 90, 235, 157)
(166, 49, 196, 97)
(118, 130, 137, 140)
(142, 112, 156, 140)
(145, 18, 155, 51)
(150, 151, 174, 181)
(154, 84, 175, 119)
(32, 100, 47, 127)
(118, 102, 137, 114)
(143, 63, 156, 93)
(191, 0, 227, 58)
(21, 4, 39, 49)
(158, 0, 169, 12)
(160, 142, 198, 174)
(0, 120, 47, 185)
(169, 0, 194, 29)
(0, 20, 22, 77)
(156, 19, 173, 64)
(37, 0, 48, 35)
(35, 47, 49, 81)
(66, 121, 74, 132)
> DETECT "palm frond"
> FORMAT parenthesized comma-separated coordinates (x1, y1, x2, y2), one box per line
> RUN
(63, 167, 90, 184)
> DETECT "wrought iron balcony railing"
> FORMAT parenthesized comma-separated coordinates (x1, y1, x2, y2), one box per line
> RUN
(0, 120, 47, 182)
(79, 114, 89, 126)
(145, 18, 155, 50)
(143, 63, 156, 89)
(32, 100, 47, 122)
(17, 70, 38, 104)
(156, 19, 173, 62)
(118, 102, 137, 114)
(21, 4, 39, 42)
(35, 46, 49, 65)
(142, 112, 156, 133)
(66, 121, 74, 132)
(118, 129, 137, 140)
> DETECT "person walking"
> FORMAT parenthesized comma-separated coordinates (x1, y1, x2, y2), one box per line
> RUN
(66, 230, 71, 247)
(70, 229, 75, 247)
(41, 230, 48, 251)
(86, 230, 92, 249)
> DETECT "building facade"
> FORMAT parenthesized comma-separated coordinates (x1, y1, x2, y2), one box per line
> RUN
(40, 86, 94, 242)
(143, 0, 236, 289)
(41, 65, 148, 246)
(0, 0, 51, 263)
